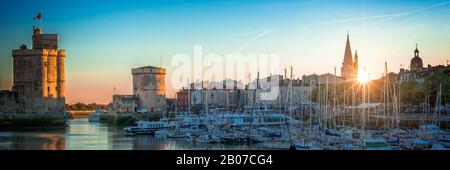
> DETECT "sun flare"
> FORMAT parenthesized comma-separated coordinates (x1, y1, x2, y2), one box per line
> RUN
(358, 71, 369, 84)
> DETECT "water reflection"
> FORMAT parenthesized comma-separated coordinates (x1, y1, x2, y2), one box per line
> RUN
(0, 131, 65, 150)
(0, 118, 262, 150)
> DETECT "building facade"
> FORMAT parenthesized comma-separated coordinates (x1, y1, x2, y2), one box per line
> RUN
(110, 95, 139, 114)
(398, 45, 448, 83)
(176, 88, 190, 111)
(302, 73, 343, 86)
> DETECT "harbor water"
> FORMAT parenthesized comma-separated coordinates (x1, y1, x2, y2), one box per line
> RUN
(0, 118, 263, 150)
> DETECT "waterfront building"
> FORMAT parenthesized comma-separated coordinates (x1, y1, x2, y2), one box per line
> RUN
(0, 26, 66, 114)
(302, 73, 343, 86)
(245, 75, 311, 109)
(176, 88, 190, 111)
(398, 45, 449, 83)
(189, 80, 244, 108)
(110, 95, 139, 114)
(166, 98, 176, 112)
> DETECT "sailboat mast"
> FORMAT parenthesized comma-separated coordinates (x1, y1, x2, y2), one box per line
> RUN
(343, 81, 346, 127)
(384, 62, 387, 128)
(438, 82, 442, 134)
(188, 81, 191, 115)
(325, 75, 329, 129)
(309, 81, 312, 133)
(249, 71, 259, 135)
(367, 72, 370, 127)
(333, 67, 337, 129)
(289, 66, 293, 119)
(318, 79, 321, 128)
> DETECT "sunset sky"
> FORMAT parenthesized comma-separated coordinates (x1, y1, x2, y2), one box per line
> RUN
(0, 0, 449, 104)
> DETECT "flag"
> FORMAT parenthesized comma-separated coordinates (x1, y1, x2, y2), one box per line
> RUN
(34, 12, 42, 20)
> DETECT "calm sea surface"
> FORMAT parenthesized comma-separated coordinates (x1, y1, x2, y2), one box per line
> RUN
(0, 118, 263, 150)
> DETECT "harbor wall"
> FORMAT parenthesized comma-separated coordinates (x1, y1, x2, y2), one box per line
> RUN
(99, 113, 164, 126)
(0, 114, 66, 130)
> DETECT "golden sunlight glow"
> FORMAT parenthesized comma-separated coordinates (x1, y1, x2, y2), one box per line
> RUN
(358, 70, 369, 84)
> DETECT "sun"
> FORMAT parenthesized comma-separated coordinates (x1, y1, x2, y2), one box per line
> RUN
(358, 72, 369, 84)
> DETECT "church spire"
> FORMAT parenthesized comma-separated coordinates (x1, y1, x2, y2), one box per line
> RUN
(341, 31, 353, 79)
(353, 50, 359, 78)
(344, 31, 352, 61)
(347, 31, 349, 41)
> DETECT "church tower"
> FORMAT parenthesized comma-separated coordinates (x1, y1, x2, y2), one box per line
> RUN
(341, 32, 353, 79)
(353, 50, 359, 79)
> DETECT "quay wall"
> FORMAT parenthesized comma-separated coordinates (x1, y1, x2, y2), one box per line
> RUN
(0, 114, 66, 130)
(99, 113, 164, 126)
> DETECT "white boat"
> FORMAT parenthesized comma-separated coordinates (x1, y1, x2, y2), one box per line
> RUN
(155, 129, 169, 136)
(196, 134, 221, 143)
(123, 118, 170, 135)
(343, 143, 356, 150)
(439, 141, 450, 148)
(249, 134, 271, 143)
(261, 140, 292, 150)
(365, 138, 391, 150)
(439, 135, 450, 148)
(219, 132, 249, 144)
(292, 140, 313, 150)
(418, 124, 442, 135)
(123, 127, 155, 136)
(167, 131, 189, 138)
(412, 138, 432, 150)
(135, 119, 170, 130)
(173, 106, 300, 129)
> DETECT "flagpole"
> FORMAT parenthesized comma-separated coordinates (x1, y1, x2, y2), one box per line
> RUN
(40, 11, 43, 33)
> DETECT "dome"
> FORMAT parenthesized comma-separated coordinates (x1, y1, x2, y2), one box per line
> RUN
(410, 45, 423, 71)
(411, 56, 423, 66)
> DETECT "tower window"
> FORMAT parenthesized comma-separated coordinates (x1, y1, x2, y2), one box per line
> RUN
(48, 86, 50, 92)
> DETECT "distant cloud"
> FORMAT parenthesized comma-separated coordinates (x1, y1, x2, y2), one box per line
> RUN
(315, 1, 450, 25)
(235, 29, 271, 53)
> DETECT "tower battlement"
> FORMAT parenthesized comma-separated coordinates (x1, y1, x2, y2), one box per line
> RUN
(12, 49, 66, 57)
(132, 66, 166, 75)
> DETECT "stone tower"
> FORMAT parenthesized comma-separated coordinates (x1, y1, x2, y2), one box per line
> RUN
(132, 66, 167, 112)
(11, 27, 66, 114)
(341, 32, 353, 79)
